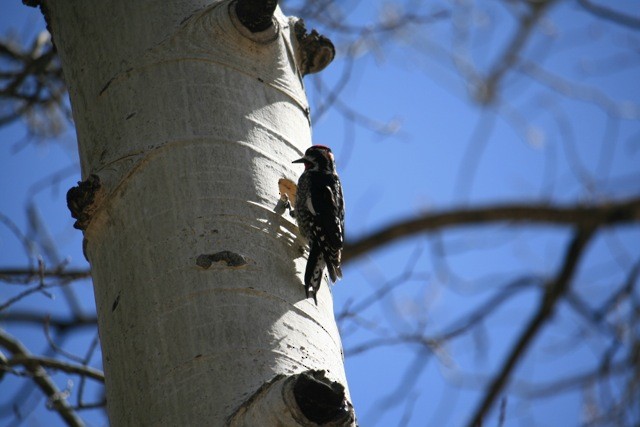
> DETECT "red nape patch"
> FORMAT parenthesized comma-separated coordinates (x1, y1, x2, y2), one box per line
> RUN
(312, 145, 332, 152)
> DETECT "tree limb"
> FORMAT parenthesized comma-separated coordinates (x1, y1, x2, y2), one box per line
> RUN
(343, 197, 640, 264)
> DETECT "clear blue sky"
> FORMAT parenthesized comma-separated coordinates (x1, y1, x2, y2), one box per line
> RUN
(1, 1, 639, 426)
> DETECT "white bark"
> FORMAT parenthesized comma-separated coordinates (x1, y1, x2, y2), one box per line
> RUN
(46, 0, 353, 424)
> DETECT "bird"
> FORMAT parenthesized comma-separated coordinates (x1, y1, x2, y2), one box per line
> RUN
(292, 145, 345, 304)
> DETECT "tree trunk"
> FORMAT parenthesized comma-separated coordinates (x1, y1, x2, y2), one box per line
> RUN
(45, 0, 354, 424)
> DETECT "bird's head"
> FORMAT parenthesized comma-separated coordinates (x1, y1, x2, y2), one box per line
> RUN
(293, 145, 335, 172)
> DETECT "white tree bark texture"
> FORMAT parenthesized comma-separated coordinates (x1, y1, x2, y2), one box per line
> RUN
(45, 0, 354, 424)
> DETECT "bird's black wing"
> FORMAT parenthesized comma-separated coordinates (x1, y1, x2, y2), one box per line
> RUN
(308, 172, 344, 252)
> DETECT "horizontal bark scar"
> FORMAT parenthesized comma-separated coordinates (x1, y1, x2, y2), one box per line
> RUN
(196, 251, 248, 269)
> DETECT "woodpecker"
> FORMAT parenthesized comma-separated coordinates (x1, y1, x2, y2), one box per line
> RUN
(292, 145, 345, 304)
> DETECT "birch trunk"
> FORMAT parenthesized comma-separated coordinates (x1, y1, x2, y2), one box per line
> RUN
(45, 0, 354, 424)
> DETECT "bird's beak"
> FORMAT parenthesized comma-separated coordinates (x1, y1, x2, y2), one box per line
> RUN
(292, 157, 306, 164)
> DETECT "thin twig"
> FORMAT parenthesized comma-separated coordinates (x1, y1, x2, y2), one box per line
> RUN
(44, 317, 85, 364)
(0, 311, 97, 330)
(0, 268, 91, 282)
(5, 355, 104, 382)
(577, 0, 640, 29)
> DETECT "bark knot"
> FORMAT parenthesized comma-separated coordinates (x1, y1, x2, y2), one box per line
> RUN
(66, 174, 102, 231)
(293, 19, 335, 76)
(227, 370, 356, 426)
(293, 370, 355, 425)
(235, 0, 278, 33)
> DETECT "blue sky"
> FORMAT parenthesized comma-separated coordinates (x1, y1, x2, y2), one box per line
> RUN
(1, 1, 639, 426)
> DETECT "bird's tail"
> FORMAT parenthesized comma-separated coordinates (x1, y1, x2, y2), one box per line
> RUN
(304, 243, 325, 305)
(325, 249, 342, 282)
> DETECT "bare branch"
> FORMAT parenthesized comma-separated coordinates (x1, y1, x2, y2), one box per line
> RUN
(343, 197, 640, 263)
(0, 212, 36, 267)
(436, 276, 540, 341)
(0, 329, 84, 427)
(0, 268, 91, 283)
(76, 333, 101, 409)
(71, 400, 106, 411)
(5, 354, 104, 382)
(0, 257, 53, 311)
(517, 60, 640, 120)
(477, 0, 557, 105)
(514, 359, 630, 398)
(466, 225, 596, 427)
(0, 35, 66, 135)
(44, 317, 85, 364)
(0, 311, 97, 331)
(577, 0, 640, 30)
